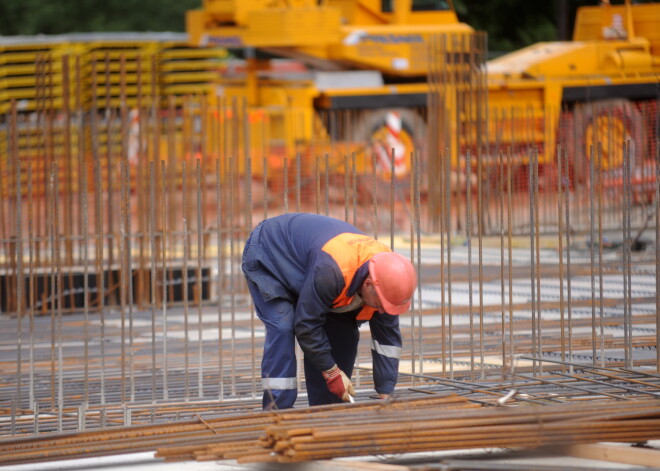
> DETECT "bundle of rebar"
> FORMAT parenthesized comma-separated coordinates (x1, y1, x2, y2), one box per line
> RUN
(186, 398, 660, 462)
(0, 394, 472, 465)
(160, 395, 660, 464)
(1, 394, 658, 466)
(155, 393, 478, 462)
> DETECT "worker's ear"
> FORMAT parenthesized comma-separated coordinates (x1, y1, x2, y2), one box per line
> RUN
(363, 276, 373, 288)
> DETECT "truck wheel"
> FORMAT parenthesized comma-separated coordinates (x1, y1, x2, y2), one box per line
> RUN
(351, 108, 427, 182)
(573, 99, 644, 183)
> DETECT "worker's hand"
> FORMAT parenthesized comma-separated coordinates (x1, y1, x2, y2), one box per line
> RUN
(322, 364, 355, 402)
(378, 393, 391, 400)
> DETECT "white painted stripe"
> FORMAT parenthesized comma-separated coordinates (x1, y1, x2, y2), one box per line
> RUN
(371, 339, 401, 359)
(262, 377, 297, 390)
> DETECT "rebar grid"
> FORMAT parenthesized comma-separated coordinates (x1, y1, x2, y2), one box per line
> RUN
(0, 38, 658, 442)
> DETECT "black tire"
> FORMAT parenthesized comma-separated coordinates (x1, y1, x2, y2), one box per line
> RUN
(572, 99, 645, 184)
(350, 108, 427, 184)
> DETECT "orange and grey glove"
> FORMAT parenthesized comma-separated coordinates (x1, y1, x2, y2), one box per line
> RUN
(322, 364, 355, 402)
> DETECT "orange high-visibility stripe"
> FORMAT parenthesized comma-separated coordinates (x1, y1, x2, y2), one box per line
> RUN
(321, 233, 390, 321)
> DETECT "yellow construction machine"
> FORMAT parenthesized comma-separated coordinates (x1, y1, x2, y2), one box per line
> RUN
(186, 0, 475, 179)
(487, 0, 660, 180)
(187, 0, 659, 185)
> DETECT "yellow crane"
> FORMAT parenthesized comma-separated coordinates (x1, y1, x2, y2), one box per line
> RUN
(186, 0, 476, 179)
(187, 0, 660, 182)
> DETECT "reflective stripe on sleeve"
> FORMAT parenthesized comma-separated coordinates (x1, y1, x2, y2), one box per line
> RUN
(371, 339, 401, 359)
(262, 377, 297, 390)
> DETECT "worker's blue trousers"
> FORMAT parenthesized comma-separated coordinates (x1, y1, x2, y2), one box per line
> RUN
(245, 277, 359, 409)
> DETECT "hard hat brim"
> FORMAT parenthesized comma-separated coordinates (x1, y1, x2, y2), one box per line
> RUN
(376, 288, 411, 315)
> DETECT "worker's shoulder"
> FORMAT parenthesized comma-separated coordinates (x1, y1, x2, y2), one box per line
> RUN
(310, 251, 347, 294)
(271, 213, 364, 238)
(285, 212, 361, 229)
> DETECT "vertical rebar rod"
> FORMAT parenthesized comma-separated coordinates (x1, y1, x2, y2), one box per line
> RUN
(94, 158, 106, 405)
(149, 161, 157, 404)
(533, 146, 542, 372)
(315, 155, 320, 215)
(71, 54, 88, 405)
(445, 145, 454, 378)
(135, 56, 146, 309)
(655, 136, 660, 372)
(352, 153, 358, 226)
(409, 151, 417, 379)
(245, 107, 256, 400)
(15, 162, 23, 410)
(36, 55, 46, 270)
(528, 147, 537, 373)
(499, 147, 506, 371)
(404, 153, 422, 386)
(390, 148, 395, 250)
(624, 140, 633, 367)
(33, 401, 39, 435)
(564, 142, 573, 370)
(45, 156, 55, 408)
(352, 149, 362, 388)
(622, 141, 630, 367)
(8, 101, 18, 316)
(439, 147, 447, 374)
(1, 107, 9, 322)
(126, 156, 136, 403)
(215, 158, 224, 398)
(589, 144, 597, 364)
(372, 152, 378, 239)
(344, 154, 350, 222)
(62, 56, 74, 277)
(507, 146, 514, 376)
(197, 160, 204, 398)
(557, 145, 566, 367)
(427, 35, 438, 231)
(324, 153, 330, 217)
(597, 142, 605, 367)
(119, 159, 128, 404)
(414, 151, 423, 375)
(477, 142, 485, 378)
(161, 160, 169, 401)
(45, 112, 54, 409)
(296, 152, 301, 213)
(105, 54, 116, 325)
(167, 97, 177, 308)
(28, 167, 35, 407)
(53, 162, 64, 429)
(229, 153, 236, 396)
(283, 156, 289, 214)
(182, 160, 190, 399)
(626, 140, 633, 368)
(465, 149, 474, 371)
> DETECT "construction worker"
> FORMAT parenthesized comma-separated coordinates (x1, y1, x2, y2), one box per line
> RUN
(242, 213, 417, 410)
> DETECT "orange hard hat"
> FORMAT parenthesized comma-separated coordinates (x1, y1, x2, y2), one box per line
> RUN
(368, 252, 417, 315)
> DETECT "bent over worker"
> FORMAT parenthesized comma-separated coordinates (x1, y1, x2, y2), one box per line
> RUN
(241, 213, 417, 410)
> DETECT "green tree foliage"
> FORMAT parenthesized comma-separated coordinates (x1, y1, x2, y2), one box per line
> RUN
(0, 0, 201, 36)
(453, 0, 555, 54)
(453, 0, 594, 55)
(1, 0, 603, 54)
